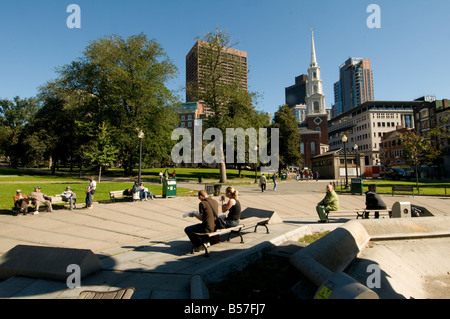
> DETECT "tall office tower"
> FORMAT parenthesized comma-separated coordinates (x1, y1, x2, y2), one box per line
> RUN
(185, 40, 248, 117)
(285, 74, 308, 108)
(333, 57, 374, 116)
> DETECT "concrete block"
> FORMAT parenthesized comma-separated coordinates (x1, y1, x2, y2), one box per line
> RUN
(0, 245, 103, 282)
(240, 207, 283, 224)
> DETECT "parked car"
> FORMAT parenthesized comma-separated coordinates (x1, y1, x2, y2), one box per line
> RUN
(386, 168, 412, 180)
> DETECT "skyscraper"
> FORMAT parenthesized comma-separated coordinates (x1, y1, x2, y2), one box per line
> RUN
(185, 40, 248, 117)
(333, 57, 374, 116)
(285, 74, 308, 108)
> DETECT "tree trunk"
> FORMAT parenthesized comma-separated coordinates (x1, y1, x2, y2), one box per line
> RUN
(219, 160, 227, 183)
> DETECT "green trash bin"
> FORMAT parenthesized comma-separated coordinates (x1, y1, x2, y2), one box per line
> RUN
(351, 178, 363, 195)
(163, 179, 177, 198)
(205, 184, 214, 195)
(281, 173, 287, 180)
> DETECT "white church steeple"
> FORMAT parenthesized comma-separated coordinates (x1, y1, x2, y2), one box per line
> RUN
(310, 29, 317, 67)
(306, 29, 326, 117)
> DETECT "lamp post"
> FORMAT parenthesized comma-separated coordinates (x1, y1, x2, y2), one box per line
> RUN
(342, 134, 349, 188)
(138, 130, 144, 185)
(254, 145, 258, 183)
(353, 144, 359, 178)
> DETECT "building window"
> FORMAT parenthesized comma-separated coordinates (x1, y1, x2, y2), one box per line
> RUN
(300, 142, 305, 154)
(311, 142, 316, 155)
(313, 102, 319, 113)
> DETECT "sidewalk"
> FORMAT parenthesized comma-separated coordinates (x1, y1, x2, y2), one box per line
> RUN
(0, 180, 448, 299)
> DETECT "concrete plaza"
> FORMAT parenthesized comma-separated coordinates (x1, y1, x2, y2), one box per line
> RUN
(0, 178, 449, 299)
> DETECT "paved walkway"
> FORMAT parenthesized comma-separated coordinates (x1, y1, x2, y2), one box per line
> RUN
(0, 179, 448, 299)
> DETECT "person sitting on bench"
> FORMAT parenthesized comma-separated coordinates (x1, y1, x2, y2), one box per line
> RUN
(220, 186, 241, 228)
(316, 184, 339, 223)
(29, 186, 53, 214)
(184, 190, 219, 252)
(59, 186, 77, 210)
(13, 189, 30, 215)
(365, 190, 387, 219)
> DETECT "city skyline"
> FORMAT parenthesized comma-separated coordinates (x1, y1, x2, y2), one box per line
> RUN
(0, 0, 449, 117)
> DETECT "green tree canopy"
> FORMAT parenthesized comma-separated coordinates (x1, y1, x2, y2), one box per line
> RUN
(54, 33, 180, 175)
(272, 104, 302, 171)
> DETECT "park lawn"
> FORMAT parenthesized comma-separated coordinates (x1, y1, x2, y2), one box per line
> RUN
(0, 182, 195, 211)
(337, 179, 450, 196)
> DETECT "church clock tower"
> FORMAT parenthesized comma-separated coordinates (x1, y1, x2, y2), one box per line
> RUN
(305, 29, 328, 146)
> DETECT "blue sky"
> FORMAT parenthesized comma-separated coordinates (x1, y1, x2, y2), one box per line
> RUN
(0, 0, 449, 116)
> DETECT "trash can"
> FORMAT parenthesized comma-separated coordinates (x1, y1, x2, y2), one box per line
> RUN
(162, 179, 177, 198)
(198, 176, 203, 184)
(281, 173, 287, 180)
(213, 184, 221, 196)
(368, 184, 377, 193)
(351, 178, 363, 195)
(205, 184, 214, 195)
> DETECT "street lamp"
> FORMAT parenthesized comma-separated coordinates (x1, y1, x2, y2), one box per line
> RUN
(138, 130, 144, 185)
(254, 145, 258, 183)
(342, 134, 349, 188)
(353, 144, 359, 178)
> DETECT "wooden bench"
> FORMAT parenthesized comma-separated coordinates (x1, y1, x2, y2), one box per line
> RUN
(192, 216, 270, 257)
(79, 287, 135, 299)
(326, 208, 392, 221)
(109, 190, 132, 203)
(326, 210, 362, 222)
(13, 195, 65, 215)
(392, 185, 414, 197)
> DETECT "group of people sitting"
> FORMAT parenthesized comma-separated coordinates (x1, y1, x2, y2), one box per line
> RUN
(184, 186, 241, 252)
(125, 181, 155, 201)
(13, 185, 77, 215)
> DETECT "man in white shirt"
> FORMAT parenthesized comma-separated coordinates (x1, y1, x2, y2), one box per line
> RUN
(85, 178, 96, 209)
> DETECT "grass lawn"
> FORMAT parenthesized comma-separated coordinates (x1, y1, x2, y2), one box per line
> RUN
(336, 179, 450, 196)
(0, 182, 195, 211)
(0, 166, 262, 211)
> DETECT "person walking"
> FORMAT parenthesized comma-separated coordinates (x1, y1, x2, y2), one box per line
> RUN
(272, 173, 277, 191)
(259, 174, 267, 192)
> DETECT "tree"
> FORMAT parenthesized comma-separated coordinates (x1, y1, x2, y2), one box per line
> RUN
(0, 97, 39, 167)
(401, 119, 449, 190)
(81, 122, 119, 182)
(187, 27, 264, 182)
(56, 33, 179, 175)
(272, 105, 302, 172)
